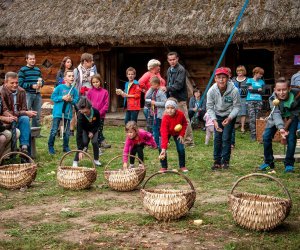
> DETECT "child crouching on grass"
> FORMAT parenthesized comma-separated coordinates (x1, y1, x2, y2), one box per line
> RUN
(123, 121, 157, 169)
(159, 98, 188, 173)
(73, 97, 101, 167)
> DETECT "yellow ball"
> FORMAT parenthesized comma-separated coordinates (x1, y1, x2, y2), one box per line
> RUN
(174, 124, 182, 132)
(273, 99, 280, 106)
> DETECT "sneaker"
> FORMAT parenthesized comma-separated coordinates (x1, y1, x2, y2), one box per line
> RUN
(98, 148, 103, 156)
(180, 167, 189, 173)
(72, 161, 78, 167)
(211, 162, 221, 171)
(129, 164, 135, 169)
(221, 162, 230, 169)
(48, 147, 55, 155)
(21, 145, 29, 155)
(93, 160, 102, 167)
(159, 168, 167, 173)
(258, 163, 273, 171)
(101, 141, 111, 149)
(284, 165, 294, 173)
(63, 147, 71, 153)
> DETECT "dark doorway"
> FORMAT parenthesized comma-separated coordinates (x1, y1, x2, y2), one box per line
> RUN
(116, 50, 161, 109)
(239, 49, 274, 85)
(240, 49, 274, 110)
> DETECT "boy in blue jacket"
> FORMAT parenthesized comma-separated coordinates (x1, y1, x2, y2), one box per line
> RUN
(48, 70, 79, 154)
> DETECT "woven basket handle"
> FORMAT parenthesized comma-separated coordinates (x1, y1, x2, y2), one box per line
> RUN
(105, 154, 145, 171)
(0, 151, 34, 167)
(142, 170, 195, 191)
(230, 173, 291, 201)
(59, 150, 96, 169)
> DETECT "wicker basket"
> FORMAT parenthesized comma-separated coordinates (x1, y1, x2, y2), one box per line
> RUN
(0, 152, 37, 189)
(229, 173, 292, 231)
(256, 119, 281, 142)
(140, 170, 196, 221)
(57, 150, 97, 190)
(104, 155, 146, 191)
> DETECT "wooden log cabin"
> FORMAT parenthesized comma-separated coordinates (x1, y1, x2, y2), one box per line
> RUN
(0, 0, 299, 112)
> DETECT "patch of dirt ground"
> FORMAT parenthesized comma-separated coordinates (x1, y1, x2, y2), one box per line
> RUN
(0, 187, 239, 249)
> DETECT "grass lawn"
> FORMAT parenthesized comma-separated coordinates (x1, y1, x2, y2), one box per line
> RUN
(0, 126, 299, 250)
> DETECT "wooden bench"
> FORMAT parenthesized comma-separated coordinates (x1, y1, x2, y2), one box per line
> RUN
(31, 127, 41, 159)
(273, 139, 300, 162)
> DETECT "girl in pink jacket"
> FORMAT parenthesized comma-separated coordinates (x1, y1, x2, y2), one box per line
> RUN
(123, 121, 157, 169)
(87, 74, 111, 149)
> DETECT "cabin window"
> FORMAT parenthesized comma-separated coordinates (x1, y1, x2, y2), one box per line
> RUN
(42, 59, 53, 69)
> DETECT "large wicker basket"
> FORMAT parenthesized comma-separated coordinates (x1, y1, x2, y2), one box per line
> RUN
(57, 150, 97, 190)
(104, 155, 146, 191)
(0, 151, 37, 189)
(229, 173, 292, 231)
(140, 170, 196, 221)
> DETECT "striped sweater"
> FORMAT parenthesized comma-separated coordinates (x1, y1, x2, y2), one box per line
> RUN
(18, 66, 44, 93)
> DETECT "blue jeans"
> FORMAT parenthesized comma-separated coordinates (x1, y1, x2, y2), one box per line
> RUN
(48, 117, 70, 150)
(231, 128, 236, 146)
(214, 115, 236, 163)
(160, 135, 185, 168)
(124, 110, 139, 125)
(26, 92, 42, 127)
(152, 117, 161, 148)
(263, 116, 298, 167)
(17, 116, 30, 146)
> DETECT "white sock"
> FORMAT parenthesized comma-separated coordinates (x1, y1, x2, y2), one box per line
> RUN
(72, 161, 78, 167)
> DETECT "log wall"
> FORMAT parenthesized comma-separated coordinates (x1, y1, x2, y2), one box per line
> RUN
(0, 47, 99, 100)
(0, 41, 299, 111)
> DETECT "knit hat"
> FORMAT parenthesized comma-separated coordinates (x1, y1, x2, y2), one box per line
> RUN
(165, 99, 178, 109)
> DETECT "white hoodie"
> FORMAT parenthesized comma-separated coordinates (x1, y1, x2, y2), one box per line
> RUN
(206, 81, 241, 120)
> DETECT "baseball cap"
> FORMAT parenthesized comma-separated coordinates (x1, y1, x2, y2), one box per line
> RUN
(215, 67, 229, 76)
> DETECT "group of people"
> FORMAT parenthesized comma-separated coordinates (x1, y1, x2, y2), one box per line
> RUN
(0, 50, 299, 173)
(116, 52, 194, 172)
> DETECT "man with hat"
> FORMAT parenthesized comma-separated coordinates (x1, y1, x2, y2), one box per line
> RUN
(206, 67, 241, 170)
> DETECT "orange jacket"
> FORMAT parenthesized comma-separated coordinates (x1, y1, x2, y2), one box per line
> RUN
(124, 80, 141, 110)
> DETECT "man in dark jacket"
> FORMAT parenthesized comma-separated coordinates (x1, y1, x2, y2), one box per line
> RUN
(1, 72, 37, 155)
(161, 52, 194, 146)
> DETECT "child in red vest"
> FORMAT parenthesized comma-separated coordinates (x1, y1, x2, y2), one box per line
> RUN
(116, 67, 141, 125)
(159, 98, 188, 173)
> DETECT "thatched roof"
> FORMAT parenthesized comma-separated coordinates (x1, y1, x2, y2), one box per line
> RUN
(0, 0, 299, 48)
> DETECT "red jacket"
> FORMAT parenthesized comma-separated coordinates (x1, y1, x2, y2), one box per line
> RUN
(124, 80, 141, 110)
(160, 110, 187, 149)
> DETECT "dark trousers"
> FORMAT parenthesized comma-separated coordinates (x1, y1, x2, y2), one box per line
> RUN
(213, 115, 236, 164)
(74, 131, 99, 161)
(125, 110, 139, 125)
(160, 135, 185, 168)
(97, 118, 105, 144)
(263, 116, 298, 167)
(130, 144, 144, 164)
